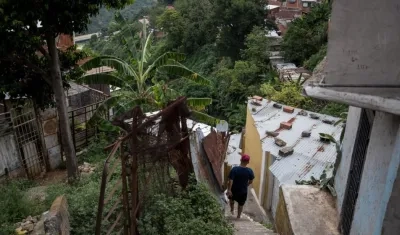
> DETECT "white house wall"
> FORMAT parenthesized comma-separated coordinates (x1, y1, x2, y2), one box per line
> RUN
(334, 106, 361, 215)
(351, 112, 400, 235)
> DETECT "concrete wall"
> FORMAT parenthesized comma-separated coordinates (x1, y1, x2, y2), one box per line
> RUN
(351, 112, 400, 235)
(39, 108, 62, 170)
(0, 133, 23, 177)
(334, 106, 361, 215)
(275, 185, 340, 235)
(382, 159, 400, 235)
(243, 109, 263, 198)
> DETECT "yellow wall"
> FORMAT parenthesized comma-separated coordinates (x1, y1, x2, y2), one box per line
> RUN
(243, 108, 263, 197)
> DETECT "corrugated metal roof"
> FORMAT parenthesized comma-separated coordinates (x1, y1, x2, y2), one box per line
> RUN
(226, 133, 242, 166)
(248, 98, 344, 185)
(125, 111, 214, 135)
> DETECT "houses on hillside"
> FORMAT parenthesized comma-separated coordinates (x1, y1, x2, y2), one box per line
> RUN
(266, 0, 322, 36)
(225, 96, 343, 222)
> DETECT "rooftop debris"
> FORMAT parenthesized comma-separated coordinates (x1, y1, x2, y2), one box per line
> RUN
(266, 131, 279, 137)
(310, 113, 320, 119)
(283, 106, 294, 113)
(298, 110, 308, 116)
(273, 103, 282, 109)
(302, 131, 311, 137)
(322, 119, 334, 125)
(275, 137, 287, 147)
(280, 121, 293, 130)
(279, 147, 294, 157)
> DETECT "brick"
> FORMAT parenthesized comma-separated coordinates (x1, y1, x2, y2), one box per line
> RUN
(322, 119, 334, 125)
(252, 95, 263, 101)
(274, 138, 287, 147)
(309, 113, 320, 119)
(302, 131, 311, 137)
(280, 122, 292, 130)
(279, 147, 294, 157)
(266, 131, 279, 137)
(273, 103, 282, 109)
(283, 106, 294, 113)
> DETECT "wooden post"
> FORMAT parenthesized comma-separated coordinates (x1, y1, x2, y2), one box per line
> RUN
(223, 162, 231, 190)
(71, 111, 76, 150)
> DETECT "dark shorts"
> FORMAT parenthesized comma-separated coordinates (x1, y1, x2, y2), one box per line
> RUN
(228, 192, 247, 206)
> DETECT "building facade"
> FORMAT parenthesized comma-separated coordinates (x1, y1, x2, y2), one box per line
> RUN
(303, 0, 400, 234)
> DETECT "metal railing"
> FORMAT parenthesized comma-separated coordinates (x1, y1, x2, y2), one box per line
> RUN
(68, 100, 109, 152)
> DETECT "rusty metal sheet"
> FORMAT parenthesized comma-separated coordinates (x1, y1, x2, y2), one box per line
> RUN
(190, 129, 224, 207)
(202, 129, 229, 189)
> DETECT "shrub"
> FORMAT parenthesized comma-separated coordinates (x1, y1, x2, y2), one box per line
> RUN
(139, 180, 233, 235)
(45, 172, 103, 234)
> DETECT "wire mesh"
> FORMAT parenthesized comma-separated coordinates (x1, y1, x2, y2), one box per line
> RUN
(96, 97, 194, 235)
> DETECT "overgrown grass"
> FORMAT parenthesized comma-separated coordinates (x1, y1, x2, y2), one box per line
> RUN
(45, 170, 103, 234)
(0, 180, 46, 234)
(0, 135, 110, 235)
(262, 222, 274, 230)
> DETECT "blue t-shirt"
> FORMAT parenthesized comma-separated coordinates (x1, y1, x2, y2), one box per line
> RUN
(228, 166, 255, 195)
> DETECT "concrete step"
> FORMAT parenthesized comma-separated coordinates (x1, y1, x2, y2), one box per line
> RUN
(225, 209, 277, 235)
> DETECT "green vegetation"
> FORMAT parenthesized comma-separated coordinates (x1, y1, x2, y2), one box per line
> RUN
(282, 1, 331, 68)
(85, 0, 346, 132)
(0, 180, 44, 234)
(0, 136, 232, 235)
(80, 20, 216, 127)
(139, 178, 233, 235)
(85, 0, 157, 34)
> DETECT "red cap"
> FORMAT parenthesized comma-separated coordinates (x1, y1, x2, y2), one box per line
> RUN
(241, 154, 250, 162)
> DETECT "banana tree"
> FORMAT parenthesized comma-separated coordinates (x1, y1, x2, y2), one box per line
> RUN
(77, 30, 216, 129)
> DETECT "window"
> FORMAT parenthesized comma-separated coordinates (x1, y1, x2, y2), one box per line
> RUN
(303, 2, 309, 8)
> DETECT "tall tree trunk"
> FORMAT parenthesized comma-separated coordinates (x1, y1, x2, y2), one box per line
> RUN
(46, 33, 79, 181)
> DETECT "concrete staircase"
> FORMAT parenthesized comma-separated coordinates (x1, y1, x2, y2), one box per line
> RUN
(225, 210, 278, 235)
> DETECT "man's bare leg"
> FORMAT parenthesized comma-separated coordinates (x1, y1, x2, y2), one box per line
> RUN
(237, 205, 244, 218)
(229, 199, 235, 215)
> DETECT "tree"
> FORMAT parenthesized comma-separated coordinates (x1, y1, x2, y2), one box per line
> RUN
(79, 29, 215, 127)
(281, 1, 331, 65)
(157, 0, 218, 54)
(0, 0, 133, 181)
(213, 0, 267, 59)
(241, 26, 271, 73)
(156, 8, 185, 50)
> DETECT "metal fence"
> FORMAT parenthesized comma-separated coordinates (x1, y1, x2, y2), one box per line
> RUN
(68, 101, 108, 151)
(340, 109, 372, 235)
(10, 107, 46, 178)
(68, 86, 109, 152)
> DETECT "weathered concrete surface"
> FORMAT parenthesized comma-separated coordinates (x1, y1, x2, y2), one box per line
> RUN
(351, 112, 400, 235)
(44, 195, 70, 235)
(275, 185, 340, 235)
(243, 188, 271, 224)
(31, 213, 46, 235)
(382, 159, 400, 235)
(225, 207, 277, 235)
